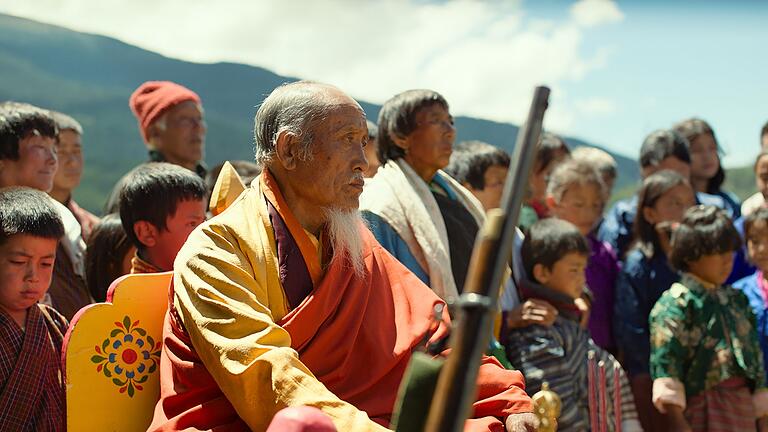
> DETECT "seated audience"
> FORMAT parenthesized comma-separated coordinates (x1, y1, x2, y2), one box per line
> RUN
(119, 162, 206, 273)
(650, 205, 768, 431)
(734, 207, 768, 381)
(613, 170, 695, 431)
(84, 213, 135, 302)
(519, 132, 570, 231)
(673, 118, 741, 218)
(48, 111, 100, 240)
(444, 140, 509, 211)
(445, 140, 555, 363)
(0, 187, 69, 431)
(546, 159, 619, 352)
(148, 82, 536, 431)
(599, 129, 731, 258)
(506, 218, 641, 432)
(0, 101, 90, 319)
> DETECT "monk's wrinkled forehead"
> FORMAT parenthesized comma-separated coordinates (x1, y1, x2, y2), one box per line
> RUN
(277, 81, 362, 112)
(316, 85, 365, 116)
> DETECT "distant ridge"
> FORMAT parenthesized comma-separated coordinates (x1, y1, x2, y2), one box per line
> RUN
(0, 13, 641, 212)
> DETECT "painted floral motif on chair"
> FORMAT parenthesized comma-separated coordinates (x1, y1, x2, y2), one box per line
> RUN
(90, 315, 162, 397)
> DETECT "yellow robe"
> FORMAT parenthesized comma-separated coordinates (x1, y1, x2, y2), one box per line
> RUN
(164, 183, 387, 431)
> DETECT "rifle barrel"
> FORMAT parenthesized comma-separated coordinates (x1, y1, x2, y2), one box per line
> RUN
(424, 86, 550, 432)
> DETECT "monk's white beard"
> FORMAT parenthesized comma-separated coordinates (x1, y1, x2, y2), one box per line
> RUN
(324, 208, 367, 278)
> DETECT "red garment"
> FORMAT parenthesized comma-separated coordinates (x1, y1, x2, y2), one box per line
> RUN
(149, 178, 532, 431)
(129, 81, 201, 143)
(528, 199, 550, 219)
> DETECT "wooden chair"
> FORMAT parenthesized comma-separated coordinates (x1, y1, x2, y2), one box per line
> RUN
(63, 271, 173, 432)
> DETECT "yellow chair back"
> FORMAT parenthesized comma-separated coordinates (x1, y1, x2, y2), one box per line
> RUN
(63, 271, 172, 432)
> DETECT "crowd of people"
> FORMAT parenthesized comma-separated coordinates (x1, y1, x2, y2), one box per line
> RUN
(1, 78, 768, 432)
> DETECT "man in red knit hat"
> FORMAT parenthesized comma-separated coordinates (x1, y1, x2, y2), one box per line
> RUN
(104, 80, 207, 212)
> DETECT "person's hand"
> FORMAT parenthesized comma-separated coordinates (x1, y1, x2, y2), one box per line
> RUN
(574, 296, 590, 328)
(505, 412, 539, 432)
(506, 299, 558, 329)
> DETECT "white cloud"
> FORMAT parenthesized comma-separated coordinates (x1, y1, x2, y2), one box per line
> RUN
(570, 0, 624, 28)
(0, 0, 622, 132)
(574, 97, 618, 116)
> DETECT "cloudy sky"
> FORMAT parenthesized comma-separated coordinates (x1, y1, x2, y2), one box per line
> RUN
(1, 0, 767, 166)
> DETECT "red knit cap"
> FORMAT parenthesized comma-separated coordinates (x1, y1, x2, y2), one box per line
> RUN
(129, 81, 201, 143)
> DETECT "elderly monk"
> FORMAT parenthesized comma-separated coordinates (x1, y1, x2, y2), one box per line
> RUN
(148, 81, 536, 432)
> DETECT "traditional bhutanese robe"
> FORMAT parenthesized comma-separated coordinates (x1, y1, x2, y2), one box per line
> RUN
(650, 274, 768, 429)
(506, 279, 640, 432)
(148, 170, 533, 432)
(0, 304, 68, 431)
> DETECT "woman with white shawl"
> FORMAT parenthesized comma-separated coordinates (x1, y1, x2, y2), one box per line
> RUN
(359, 90, 485, 303)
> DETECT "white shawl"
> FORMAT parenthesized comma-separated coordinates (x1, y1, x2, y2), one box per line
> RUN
(359, 159, 485, 301)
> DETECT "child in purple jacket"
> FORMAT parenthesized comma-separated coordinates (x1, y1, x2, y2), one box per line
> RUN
(546, 158, 620, 353)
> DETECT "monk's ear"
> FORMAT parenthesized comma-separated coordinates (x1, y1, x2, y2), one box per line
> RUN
(133, 220, 159, 249)
(274, 130, 301, 170)
(532, 263, 550, 285)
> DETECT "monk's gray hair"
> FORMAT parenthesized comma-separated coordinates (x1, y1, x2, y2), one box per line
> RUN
(253, 81, 337, 167)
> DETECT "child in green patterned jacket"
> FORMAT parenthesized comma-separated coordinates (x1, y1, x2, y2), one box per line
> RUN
(650, 205, 768, 432)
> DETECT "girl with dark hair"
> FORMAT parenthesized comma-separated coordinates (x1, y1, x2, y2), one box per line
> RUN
(650, 205, 768, 431)
(734, 207, 768, 381)
(613, 170, 695, 432)
(673, 118, 741, 218)
(85, 213, 136, 302)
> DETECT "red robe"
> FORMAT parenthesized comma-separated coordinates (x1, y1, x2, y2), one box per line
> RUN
(149, 172, 532, 431)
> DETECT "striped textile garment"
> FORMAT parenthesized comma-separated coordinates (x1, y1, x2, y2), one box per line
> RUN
(0, 304, 68, 431)
(506, 315, 638, 431)
(686, 377, 756, 431)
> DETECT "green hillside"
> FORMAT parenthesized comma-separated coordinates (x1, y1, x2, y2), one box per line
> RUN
(724, 165, 756, 201)
(0, 13, 641, 213)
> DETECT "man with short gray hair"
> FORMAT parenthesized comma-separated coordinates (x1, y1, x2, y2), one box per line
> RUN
(149, 81, 536, 432)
